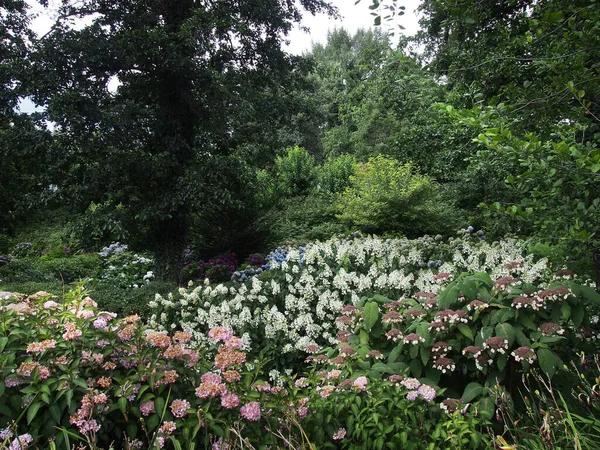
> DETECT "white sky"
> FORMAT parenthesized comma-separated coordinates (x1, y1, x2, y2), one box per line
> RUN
(284, 0, 422, 54)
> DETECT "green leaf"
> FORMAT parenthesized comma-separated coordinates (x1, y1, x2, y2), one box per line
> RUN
(571, 303, 584, 327)
(459, 279, 477, 301)
(474, 272, 493, 287)
(561, 303, 571, 321)
(170, 436, 183, 450)
(409, 343, 419, 360)
(409, 359, 422, 378)
(515, 330, 531, 347)
(457, 324, 474, 341)
(27, 401, 42, 425)
(592, 164, 600, 173)
(387, 345, 402, 364)
(495, 323, 516, 347)
(371, 362, 393, 374)
(127, 423, 138, 439)
(497, 353, 508, 371)
(438, 285, 459, 310)
(50, 404, 61, 423)
(537, 349, 557, 377)
(147, 413, 160, 432)
(118, 397, 128, 414)
(359, 329, 370, 344)
(579, 285, 600, 305)
(461, 382, 483, 403)
(0, 337, 8, 353)
(155, 397, 166, 415)
(478, 396, 495, 420)
(363, 301, 379, 332)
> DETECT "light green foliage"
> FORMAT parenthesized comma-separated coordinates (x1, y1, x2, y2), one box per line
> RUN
(317, 154, 357, 195)
(336, 155, 457, 236)
(274, 146, 317, 197)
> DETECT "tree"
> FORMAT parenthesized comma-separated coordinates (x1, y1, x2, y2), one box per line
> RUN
(417, 0, 600, 135)
(0, 1, 50, 234)
(28, 0, 333, 281)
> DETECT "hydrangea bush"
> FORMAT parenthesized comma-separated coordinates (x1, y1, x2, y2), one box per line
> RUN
(148, 234, 553, 362)
(0, 289, 482, 450)
(94, 243, 154, 288)
(310, 270, 600, 420)
(0, 290, 326, 449)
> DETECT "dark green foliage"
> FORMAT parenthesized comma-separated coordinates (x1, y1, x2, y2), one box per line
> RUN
(260, 195, 347, 247)
(90, 281, 177, 318)
(0, 254, 101, 284)
(0, 281, 65, 296)
(27, 0, 334, 281)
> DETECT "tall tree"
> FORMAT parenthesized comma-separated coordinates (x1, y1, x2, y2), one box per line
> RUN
(29, 0, 333, 281)
(0, 1, 50, 234)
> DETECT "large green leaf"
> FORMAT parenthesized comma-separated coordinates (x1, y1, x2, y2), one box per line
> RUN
(537, 348, 557, 377)
(0, 337, 8, 353)
(461, 382, 483, 403)
(371, 362, 394, 374)
(495, 323, 516, 347)
(438, 285, 459, 310)
(457, 324, 474, 341)
(571, 303, 585, 327)
(27, 401, 42, 425)
(579, 285, 600, 305)
(478, 396, 496, 420)
(363, 301, 380, 332)
(387, 345, 402, 364)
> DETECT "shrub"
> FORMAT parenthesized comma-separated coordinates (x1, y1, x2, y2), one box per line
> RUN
(0, 289, 314, 449)
(274, 146, 317, 197)
(182, 251, 238, 284)
(94, 244, 154, 288)
(259, 194, 347, 247)
(317, 154, 357, 195)
(0, 288, 490, 450)
(336, 155, 459, 236)
(38, 254, 102, 283)
(310, 270, 600, 425)
(148, 234, 554, 368)
(89, 281, 178, 318)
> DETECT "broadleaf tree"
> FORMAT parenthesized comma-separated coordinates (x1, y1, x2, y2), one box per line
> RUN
(28, 0, 334, 281)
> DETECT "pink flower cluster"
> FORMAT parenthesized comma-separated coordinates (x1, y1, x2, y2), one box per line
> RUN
(240, 401, 261, 421)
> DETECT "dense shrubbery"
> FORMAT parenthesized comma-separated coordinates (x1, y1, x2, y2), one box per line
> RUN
(335, 156, 460, 236)
(148, 233, 554, 364)
(2, 234, 600, 449)
(0, 288, 485, 450)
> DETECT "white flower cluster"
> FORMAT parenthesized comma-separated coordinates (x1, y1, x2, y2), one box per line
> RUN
(147, 235, 553, 354)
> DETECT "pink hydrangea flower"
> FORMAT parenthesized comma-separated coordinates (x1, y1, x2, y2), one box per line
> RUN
(240, 402, 261, 421)
(170, 399, 191, 418)
(208, 327, 233, 343)
(353, 376, 368, 391)
(333, 428, 346, 440)
(221, 393, 239, 409)
(140, 401, 155, 416)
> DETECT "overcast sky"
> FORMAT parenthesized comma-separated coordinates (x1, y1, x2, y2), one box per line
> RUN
(284, 0, 422, 55)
